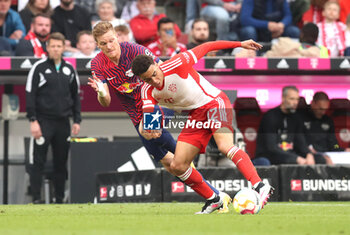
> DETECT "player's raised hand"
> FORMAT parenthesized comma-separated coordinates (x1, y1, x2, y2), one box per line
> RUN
(241, 40, 263, 50)
(87, 71, 100, 92)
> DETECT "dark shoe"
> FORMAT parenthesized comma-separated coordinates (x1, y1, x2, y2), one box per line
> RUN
(32, 199, 44, 204)
(195, 194, 223, 214)
(55, 198, 63, 204)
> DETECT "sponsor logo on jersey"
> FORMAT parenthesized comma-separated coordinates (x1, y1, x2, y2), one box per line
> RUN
(125, 69, 134, 77)
(278, 141, 293, 151)
(116, 82, 142, 93)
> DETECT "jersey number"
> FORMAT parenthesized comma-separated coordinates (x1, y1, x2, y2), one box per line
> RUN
(207, 108, 218, 121)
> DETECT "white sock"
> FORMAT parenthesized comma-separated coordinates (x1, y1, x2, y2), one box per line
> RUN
(253, 181, 261, 189)
(207, 192, 216, 200)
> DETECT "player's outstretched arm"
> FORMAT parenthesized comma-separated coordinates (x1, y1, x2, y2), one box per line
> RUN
(190, 40, 261, 62)
(240, 39, 263, 50)
(87, 71, 111, 107)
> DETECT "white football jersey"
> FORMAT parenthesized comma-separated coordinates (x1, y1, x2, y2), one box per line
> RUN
(141, 50, 221, 112)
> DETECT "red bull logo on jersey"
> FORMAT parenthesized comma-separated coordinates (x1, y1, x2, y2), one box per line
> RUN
(278, 141, 293, 151)
(116, 82, 143, 93)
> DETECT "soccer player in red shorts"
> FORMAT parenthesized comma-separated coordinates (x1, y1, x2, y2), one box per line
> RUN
(87, 22, 231, 213)
(132, 40, 274, 214)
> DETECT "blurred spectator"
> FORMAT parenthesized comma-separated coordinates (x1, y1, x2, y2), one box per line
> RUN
(186, 18, 218, 57)
(19, 0, 52, 33)
(120, 0, 138, 23)
(147, 17, 186, 57)
(93, 0, 125, 26)
(288, 0, 310, 26)
(11, 0, 17, 10)
(51, 0, 91, 49)
(15, 13, 50, 57)
(255, 86, 321, 165)
(240, 0, 300, 42)
(185, 0, 200, 33)
(299, 22, 328, 57)
(339, 0, 350, 24)
(0, 37, 12, 55)
(186, 18, 209, 49)
(302, 0, 327, 25)
(114, 24, 131, 43)
(345, 14, 350, 56)
(299, 92, 350, 165)
(74, 0, 95, 18)
(316, 1, 346, 57)
(18, 0, 59, 11)
(199, 0, 242, 41)
(93, 0, 133, 42)
(0, 0, 26, 52)
(130, 0, 181, 47)
(71, 30, 98, 57)
(265, 22, 329, 57)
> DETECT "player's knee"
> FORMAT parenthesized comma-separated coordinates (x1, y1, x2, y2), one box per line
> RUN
(170, 160, 187, 176)
(216, 142, 232, 156)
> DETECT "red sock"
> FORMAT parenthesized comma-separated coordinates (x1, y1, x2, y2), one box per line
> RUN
(227, 146, 261, 186)
(178, 167, 215, 200)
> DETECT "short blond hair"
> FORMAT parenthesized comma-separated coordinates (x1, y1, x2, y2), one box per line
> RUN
(92, 21, 115, 42)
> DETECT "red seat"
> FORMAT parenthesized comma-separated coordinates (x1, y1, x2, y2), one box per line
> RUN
(329, 99, 350, 149)
(234, 97, 262, 158)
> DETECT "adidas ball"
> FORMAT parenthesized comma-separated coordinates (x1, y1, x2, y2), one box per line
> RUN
(233, 188, 261, 215)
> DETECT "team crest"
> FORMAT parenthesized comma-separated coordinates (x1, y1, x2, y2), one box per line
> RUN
(321, 123, 330, 131)
(168, 83, 177, 92)
(125, 69, 134, 77)
(304, 122, 311, 130)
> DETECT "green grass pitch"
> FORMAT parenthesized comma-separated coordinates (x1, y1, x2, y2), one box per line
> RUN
(0, 202, 349, 235)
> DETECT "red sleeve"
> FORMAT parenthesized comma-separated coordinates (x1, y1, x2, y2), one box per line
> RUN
(302, 7, 315, 23)
(179, 43, 187, 52)
(339, 0, 350, 23)
(141, 84, 158, 113)
(190, 41, 241, 61)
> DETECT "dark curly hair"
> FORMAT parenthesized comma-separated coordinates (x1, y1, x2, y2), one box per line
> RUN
(131, 54, 154, 76)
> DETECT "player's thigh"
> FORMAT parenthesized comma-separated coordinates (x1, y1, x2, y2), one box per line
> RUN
(171, 141, 200, 173)
(213, 127, 234, 154)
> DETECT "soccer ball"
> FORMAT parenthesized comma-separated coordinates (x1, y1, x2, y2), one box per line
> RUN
(233, 188, 261, 215)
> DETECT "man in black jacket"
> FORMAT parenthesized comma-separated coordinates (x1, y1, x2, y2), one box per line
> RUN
(25, 32, 81, 203)
(298, 92, 350, 165)
(255, 86, 321, 165)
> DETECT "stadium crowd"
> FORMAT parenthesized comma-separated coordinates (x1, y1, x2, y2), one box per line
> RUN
(1, 0, 350, 57)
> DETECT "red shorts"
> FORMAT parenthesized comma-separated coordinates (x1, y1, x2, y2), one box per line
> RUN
(177, 92, 234, 153)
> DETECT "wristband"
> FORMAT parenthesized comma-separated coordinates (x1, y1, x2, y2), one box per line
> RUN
(96, 81, 107, 97)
